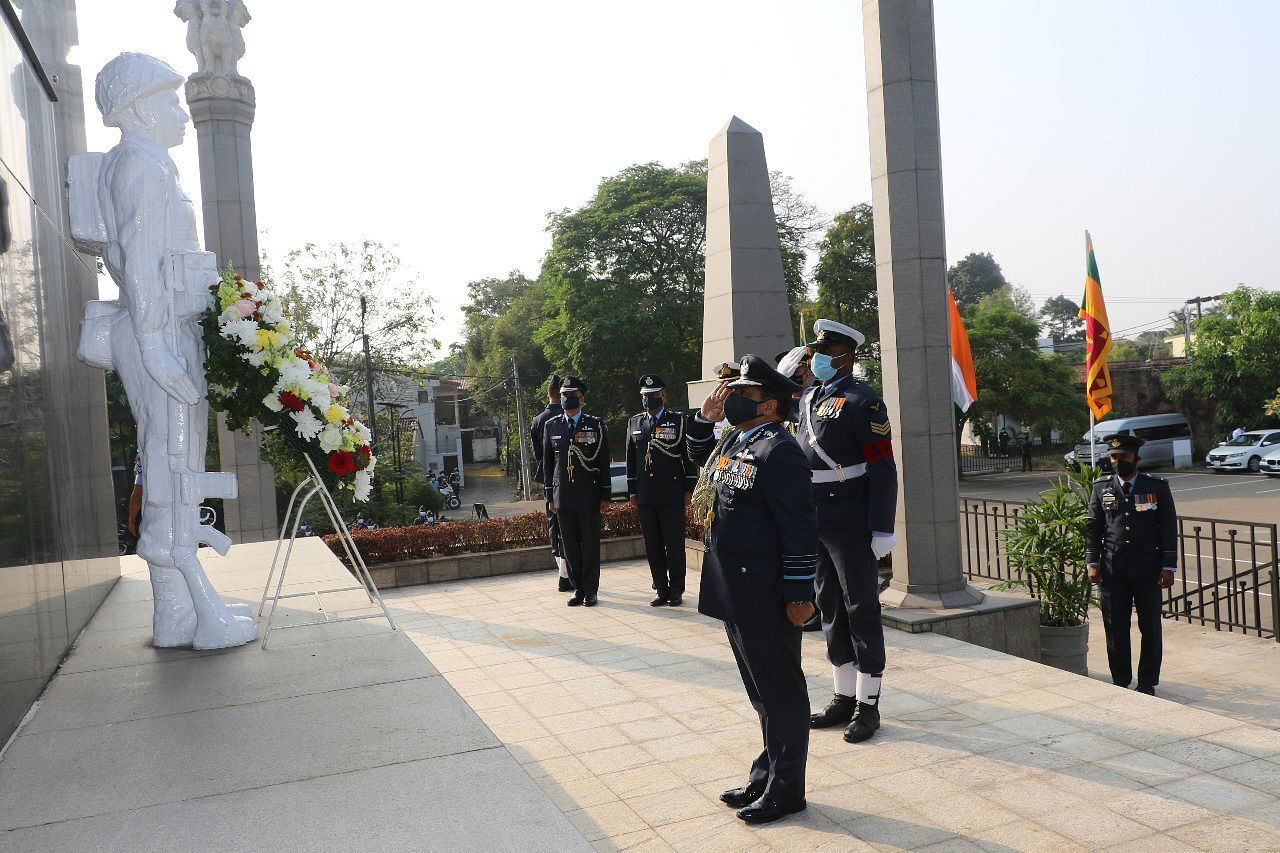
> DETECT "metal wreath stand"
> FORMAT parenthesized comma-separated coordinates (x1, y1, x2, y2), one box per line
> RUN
(258, 452, 397, 648)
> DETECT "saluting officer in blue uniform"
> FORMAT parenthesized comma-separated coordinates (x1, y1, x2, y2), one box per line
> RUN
(626, 374, 697, 607)
(530, 374, 572, 591)
(1087, 433, 1178, 695)
(542, 377, 611, 607)
(687, 355, 819, 826)
(799, 319, 898, 744)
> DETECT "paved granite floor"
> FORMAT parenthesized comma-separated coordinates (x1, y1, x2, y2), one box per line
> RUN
(0, 540, 587, 852)
(385, 559, 1280, 852)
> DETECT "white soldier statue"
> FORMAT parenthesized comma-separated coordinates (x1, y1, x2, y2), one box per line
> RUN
(71, 52, 257, 649)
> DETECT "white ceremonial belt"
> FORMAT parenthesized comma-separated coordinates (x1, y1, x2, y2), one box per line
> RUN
(810, 464, 867, 484)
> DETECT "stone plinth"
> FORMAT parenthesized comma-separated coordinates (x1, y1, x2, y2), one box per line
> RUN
(689, 117, 794, 408)
(185, 72, 278, 543)
(863, 0, 983, 608)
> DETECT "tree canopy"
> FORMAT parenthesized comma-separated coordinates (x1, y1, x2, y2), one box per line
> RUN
(963, 292, 1084, 439)
(948, 252, 1009, 311)
(1164, 286, 1280, 430)
(1040, 294, 1084, 344)
(813, 203, 877, 348)
(269, 240, 436, 389)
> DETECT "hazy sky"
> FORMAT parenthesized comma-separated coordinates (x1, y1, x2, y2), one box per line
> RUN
(72, 1, 1280, 352)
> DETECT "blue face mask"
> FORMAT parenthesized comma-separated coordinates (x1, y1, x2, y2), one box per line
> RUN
(811, 353, 838, 381)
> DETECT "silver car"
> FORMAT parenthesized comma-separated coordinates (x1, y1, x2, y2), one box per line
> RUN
(1259, 447, 1280, 477)
(1205, 430, 1280, 473)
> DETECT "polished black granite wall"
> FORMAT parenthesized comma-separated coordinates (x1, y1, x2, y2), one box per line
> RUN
(0, 0, 119, 744)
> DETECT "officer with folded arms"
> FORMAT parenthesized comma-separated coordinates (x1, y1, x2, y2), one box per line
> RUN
(687, 355, 818, 826)
(542, 377, 611, 607)
(1087, 434, 1178, 695)
(626, 374, 697, 607)
(800, 319, 898, 745)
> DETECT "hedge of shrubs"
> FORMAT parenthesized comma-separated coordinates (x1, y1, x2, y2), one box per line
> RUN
(326, 501, 647, 567)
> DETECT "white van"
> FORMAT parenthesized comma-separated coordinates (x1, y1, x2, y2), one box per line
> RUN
(1068, 413, 1193, 470)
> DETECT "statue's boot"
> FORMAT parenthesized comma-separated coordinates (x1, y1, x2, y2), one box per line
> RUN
(149, 562, 198, 647)
(175, 553, 259, 649)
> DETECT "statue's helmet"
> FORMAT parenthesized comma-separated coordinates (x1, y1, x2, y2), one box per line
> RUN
(94, 52, 183, 127)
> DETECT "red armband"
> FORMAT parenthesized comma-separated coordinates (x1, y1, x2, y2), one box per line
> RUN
(861, 438, 894, 463)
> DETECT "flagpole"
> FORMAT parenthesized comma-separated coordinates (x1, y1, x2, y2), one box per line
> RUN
(1089, 410, 1096, 471)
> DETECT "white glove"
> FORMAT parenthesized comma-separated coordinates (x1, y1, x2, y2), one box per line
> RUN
(870, 534, 897, 560)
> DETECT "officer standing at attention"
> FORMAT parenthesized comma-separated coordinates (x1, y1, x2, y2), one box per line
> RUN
(801, 319, 898, 744)
(530, 374, 571, 591)
(1087, 434, 1178, 695)
(627, 374, 697, 607)
(542, 377, 611, 607)
(687, 355, 818, 826)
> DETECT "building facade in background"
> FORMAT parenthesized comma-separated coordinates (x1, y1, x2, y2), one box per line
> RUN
(0, 0, 120, 743)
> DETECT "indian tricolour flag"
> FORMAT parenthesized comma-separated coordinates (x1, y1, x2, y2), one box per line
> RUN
(948, 288, 977, 413)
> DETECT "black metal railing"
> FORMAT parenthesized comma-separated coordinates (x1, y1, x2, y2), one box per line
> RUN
(959, 442, 1068, 476)
(960, 498, 1280, 641)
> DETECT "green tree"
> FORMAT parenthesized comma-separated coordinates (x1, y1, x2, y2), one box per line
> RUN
(1040, 294, 1084, 344)
(813, 203, 877, 347)
(964, 292, 1085, 441)
(268, 240, 438, 389)
(537, 162, 707, 430)
(1165, 286, 1280, 430)
(460, 272, 552, 468)
(770, 170, 826, 317)
(948, 252, 1008, 312)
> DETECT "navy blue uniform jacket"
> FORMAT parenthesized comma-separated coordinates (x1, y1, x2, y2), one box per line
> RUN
(543, 413, 612, 510)
(687, 418, 818, 625)
(625, 409, 698, 505)
(529, 403, 563, 485)
(1086, 474, 1178, 578)
(794, 375, 897, 534)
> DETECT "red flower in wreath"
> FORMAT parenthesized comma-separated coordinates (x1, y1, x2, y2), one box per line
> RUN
(353, 445, 371, 470)
(327, 450, 357, 476)
(279, 391, 305, 412)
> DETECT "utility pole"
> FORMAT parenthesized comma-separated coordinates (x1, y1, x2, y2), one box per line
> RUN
(511, 357, 531, 501)
(360, 295, 380, 497)
(1183, 293, 1224, 359)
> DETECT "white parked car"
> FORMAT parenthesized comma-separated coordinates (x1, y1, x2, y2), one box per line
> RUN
(1205, 430, 1280, 473)
(610, 462, 629, 500)
(1259, 447, 1280, 477)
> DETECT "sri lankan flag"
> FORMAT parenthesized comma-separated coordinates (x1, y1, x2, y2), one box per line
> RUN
(1078, 231, 1113, 420)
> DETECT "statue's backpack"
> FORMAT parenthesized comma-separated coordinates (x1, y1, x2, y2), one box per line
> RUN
(67, 152, 120, 370)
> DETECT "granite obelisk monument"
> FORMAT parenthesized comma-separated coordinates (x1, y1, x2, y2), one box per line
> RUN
(176, 0, 278, 542)
(863, 0, 983, 609)
(688, 117, 794, 407)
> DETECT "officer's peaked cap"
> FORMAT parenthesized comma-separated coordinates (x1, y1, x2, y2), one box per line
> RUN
(1103, 433, 1145, 453)
(639, 374, 665, 393)
(811, 318, 866, 351)
(560, 376, 586, 394)
(714, 361, 741, 382)
(728, 354, 802, 396)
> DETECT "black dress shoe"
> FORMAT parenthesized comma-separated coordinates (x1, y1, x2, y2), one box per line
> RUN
(566, 596, 584, 607)
(651, 593, 669, 607)
(719, 782, 765, 809)
(558, 577, 575, 592)
(1135, 685, 1155, 696)
(843, 701, 880, 743)
(666, 594, 682, 607)
(583, 595, 598, 607)
(810, 693, 856, 729)
(736, 796, 806, 825)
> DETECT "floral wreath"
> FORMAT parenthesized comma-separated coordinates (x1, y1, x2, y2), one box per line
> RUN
(202, 268, 376, 500)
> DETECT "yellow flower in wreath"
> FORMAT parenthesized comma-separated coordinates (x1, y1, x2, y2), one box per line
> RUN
(325, 403, 347, 425)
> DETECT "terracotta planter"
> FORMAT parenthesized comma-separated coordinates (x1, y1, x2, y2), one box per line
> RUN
(1039, 623, 1089, 675)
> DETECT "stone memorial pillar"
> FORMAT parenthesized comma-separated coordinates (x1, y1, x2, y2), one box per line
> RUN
(177, 0, 278, 542)
(687, 117, 794, 408)
(862, 0, 983, 609)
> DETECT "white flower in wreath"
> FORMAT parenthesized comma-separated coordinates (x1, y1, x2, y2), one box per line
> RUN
(354, 421, 372, 443)
(318, 424, 343, 453)
(354, 466, 374, 502)
(279, 356, 312, 389)
(221, 318, 260, 349)
(245, 350, 269, 367)
(263, 393, 284, 413)
(261, 302, 286, 326)
(219, 305, 241, 325)
(291, 407, 324, 440)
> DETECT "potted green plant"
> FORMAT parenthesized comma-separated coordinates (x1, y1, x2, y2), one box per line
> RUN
(996, 465, 1099, 674)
